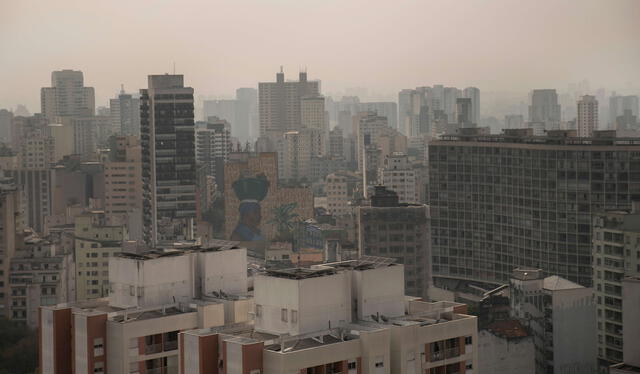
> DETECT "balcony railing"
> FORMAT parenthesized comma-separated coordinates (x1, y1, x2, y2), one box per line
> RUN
(164, 340, 178, 351)
(429, 347, 460, 362)
(144, 343, 163, 355)
(146, 366, 178, 374)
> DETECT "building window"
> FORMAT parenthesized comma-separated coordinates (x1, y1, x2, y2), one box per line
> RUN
(347, 361, 357, 370)
(291, 310, 298, 323)
(281, 308, 288, 322)
(255, 304, 262, 318)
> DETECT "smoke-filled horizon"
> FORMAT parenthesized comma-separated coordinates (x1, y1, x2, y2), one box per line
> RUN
(1, 0, 639, 112)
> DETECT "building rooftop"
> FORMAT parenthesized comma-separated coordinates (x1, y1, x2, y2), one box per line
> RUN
(434, 129, 640, 146)
(611, 363, 640, 373)
(543, 275, 583, 291)
(114, 241, 246, 261)
(262, 256, 398, 280)
(485, 319, 529, 339)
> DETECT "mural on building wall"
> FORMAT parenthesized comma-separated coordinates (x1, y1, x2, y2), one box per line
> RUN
(230, 172, 269, 242)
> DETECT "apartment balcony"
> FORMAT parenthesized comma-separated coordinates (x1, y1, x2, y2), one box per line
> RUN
(163, 340, 178, 351)
(145, 343, 163, 355)
(429, 347, 461, 362)
(145, 366, 178, 374)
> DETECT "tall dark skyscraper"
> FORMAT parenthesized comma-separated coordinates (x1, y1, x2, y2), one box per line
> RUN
(140, 74, 196, 245)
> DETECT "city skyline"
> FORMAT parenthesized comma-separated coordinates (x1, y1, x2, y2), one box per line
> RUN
(2, 0, 640, 111)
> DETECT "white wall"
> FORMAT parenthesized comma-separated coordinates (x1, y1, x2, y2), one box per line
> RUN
(354, 265, 405, 320)
(198, 248, 247, 296)
(109, 254, 195, 308)
(254, 271, 352, 336)
(477, 330, 535, 374)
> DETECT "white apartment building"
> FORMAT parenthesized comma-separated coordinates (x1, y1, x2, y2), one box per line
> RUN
(378, 153, 418, 204)
(40, 242, 251, 374)
(181, 257, 478, 374)
(609, 276, 640, 373)
(577, 95, 599, 138)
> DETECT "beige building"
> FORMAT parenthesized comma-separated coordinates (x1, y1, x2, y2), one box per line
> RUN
(258, 70, 320, 142)
(19, 131, 55, 169)
(609, 276, 640, 373)
(40, 69, 95, 121)
(577, 95, 599, 137)
(378, 153, 418, 204)
(325, 171, 361, 217)
(74, 211, 126, 301)
(104, 136, 143, 242)
(301, 96, 328, 155)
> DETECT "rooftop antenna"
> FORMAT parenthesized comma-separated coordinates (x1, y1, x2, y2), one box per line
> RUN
(280, 65, 283, 73)
(120, 84, 125, 95)
(173, 62, 176, 74)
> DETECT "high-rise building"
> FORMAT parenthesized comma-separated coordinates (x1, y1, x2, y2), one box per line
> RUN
(356, 186, 431, 298)
(140, 74, 197, 246)
(6, 169, 53, 234)
(258, 69, 320, 141)
(462, 87, 481, 125)
(0, 173, 20, 319)
(195, 117, 232, 188)
(109, 87, 141, 136)
(325, 171, 360, 217)
(428, 128, 640, 288)
(456, 98, 473, 128)
(0, 109, 12, 142)
(354, 111, 389, 172)
(104, 136, 143, 242)
(300, 96, 327, 155)
(398, 88, 429, 137)
(505, 114, 524, 129)
(328, 126, 344, 159)
(609, 95, 639, 127)
(379, 153, 419, 204)
(577, 95, 599, 137)
(74, 211, 126, 301)
(528, 89, 561, 130)
(359, 101, 398, 130)
(592, 209, 640, 367)
(236, 87, 258, 141)
(510, 268, 597, 374)
(41, 70, 95, 121)
(19, 131, 55, 169)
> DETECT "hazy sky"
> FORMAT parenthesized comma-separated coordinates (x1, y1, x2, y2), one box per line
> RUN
(1, 0, 639, 111)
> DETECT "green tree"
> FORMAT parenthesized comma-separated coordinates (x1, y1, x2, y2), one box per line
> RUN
(268, 202, 300, 242)
(0, 318, 38, 374)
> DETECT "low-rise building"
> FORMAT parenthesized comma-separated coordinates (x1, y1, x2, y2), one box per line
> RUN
(510, 268, 597, 374)
(609, 276, 640, 374)
(181, 257, 477, 374)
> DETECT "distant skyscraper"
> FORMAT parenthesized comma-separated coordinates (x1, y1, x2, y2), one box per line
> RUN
(359, 102, 398, 130)
(0, 109, 12, 142)
(41, 70, 95, 120)
(140, 74, 196, 245)
(505, 114, 524, 129)
(300, 96, 327, 155)
(609, 95, 639, 127)
(258, 69, 320, 142)
(398, 89, 429, 137)
(577, 95, 598, 137)
(456, 98, 473, 128)
(195, 117, 232, 189)
(528, 89, 561, 130)
(109, 87, 141, 136)
(235, 87, 258, 141)
(462, 87, 480, 125)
